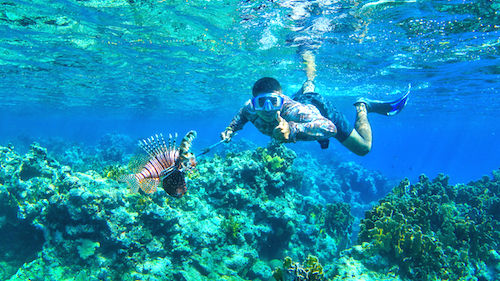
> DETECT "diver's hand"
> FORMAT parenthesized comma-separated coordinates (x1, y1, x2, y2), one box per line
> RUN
(220, 128, 234, 142)
(273, 116, 291, 142)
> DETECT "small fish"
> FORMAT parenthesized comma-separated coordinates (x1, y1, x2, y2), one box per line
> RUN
(121, 131, 197, 198)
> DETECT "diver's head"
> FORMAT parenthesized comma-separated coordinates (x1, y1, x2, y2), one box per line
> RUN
(252, 77, 282, 97)
(251, 77, 284, 120)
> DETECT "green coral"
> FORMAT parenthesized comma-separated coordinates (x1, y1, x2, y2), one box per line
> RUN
(263, 153, 285, 171)
(259, 148, 287, 172)
(132, 194, 153, 212)
(221, 215, 242, 242)
(255, 142, 296, 173)
(102, 164, 128, 180)
(321, 202, 354, 241)
(272, 255, 325, 281)
(358, 172, 500, 280)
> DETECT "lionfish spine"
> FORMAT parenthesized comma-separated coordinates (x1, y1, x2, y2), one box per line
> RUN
(139, 138, 156, 158)
(157, 134, 166, 155)
(167, 134, 177, 165)
(168, 133, 175, 152)
(161, 134, 167, 152)
(137, 133, 179, 179)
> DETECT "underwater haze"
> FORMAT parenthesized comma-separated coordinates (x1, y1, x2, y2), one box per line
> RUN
(0, 0, 499, 183)
(0, 0, 498, 183)
(0, 0, 499, 280)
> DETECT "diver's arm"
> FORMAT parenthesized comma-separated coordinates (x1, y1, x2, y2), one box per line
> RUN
(221, 104, 250, 142)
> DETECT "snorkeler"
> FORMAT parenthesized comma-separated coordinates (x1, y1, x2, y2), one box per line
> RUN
(220, 52, 409, 156)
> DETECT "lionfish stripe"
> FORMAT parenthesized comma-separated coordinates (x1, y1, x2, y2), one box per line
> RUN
(135, 174, 146, 182)
(153, 153, 173, 172)
(142, 166, 153, 177)
(135, 173, 144, 181)
(153, 155, 165, 170)
(157, 150, 173, 169)
(151, 163, 161, 176)
(145, 162, 160, 177)
(154, 160, 165, 173)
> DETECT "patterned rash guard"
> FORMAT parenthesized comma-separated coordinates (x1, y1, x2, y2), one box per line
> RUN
(227, 95, 338, 142)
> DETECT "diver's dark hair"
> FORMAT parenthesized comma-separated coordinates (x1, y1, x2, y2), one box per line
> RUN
(252, 77, 281, 96)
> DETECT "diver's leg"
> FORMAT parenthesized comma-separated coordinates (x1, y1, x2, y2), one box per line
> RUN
(354, 103, 372, 146)
(341, 103, 372, 156)
(295, 50, 317, 97)
(302, 50, 316, 82)
(301, 80, 315, 94)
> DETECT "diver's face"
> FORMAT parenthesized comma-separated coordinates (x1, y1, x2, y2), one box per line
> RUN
(254, 90, 282, 122)
(256, 110, 278, 122)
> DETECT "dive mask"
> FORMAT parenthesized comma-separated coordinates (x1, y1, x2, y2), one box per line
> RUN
(251, 93, 284, 111)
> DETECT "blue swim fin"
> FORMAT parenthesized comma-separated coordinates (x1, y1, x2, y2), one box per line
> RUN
(355, 84, 411, 116)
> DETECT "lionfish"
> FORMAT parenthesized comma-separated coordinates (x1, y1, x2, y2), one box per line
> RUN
(122, 131, 197, 198)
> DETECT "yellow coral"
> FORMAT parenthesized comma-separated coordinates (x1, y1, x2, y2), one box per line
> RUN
(103, 165, 128, 180)
(264, 154, 284, 170)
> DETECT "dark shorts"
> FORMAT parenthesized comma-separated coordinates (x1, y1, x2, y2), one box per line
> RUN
(293, 92, 353, 142)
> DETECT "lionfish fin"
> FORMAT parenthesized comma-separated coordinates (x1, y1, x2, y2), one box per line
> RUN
(160, 134, 168, 153)
(138, 138, 154, 158)
(119, 174, 141, 193)
(168, 133, 176, 152)
(119, 173, 160, 194)
(127, 154, 150, 173)
(138, 178, 159, 194)
(139, 133, 169, 158)
(154, 134, 166, 156)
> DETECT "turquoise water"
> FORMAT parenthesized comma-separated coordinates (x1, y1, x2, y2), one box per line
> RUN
(1, 0, 498, 183)
(0, 1, 499, 280)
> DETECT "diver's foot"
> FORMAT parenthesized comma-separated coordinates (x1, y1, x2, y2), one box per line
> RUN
(354, 97, 395, 115)
(354, 86, 410, 116)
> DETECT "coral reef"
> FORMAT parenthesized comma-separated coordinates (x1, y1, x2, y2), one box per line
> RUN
(95, 133, 135, 163)
(352, 172, 500, 280)
(7, 140, 493, 280)
(0, 141, 379, 280)
(293, 154, 391, 218)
